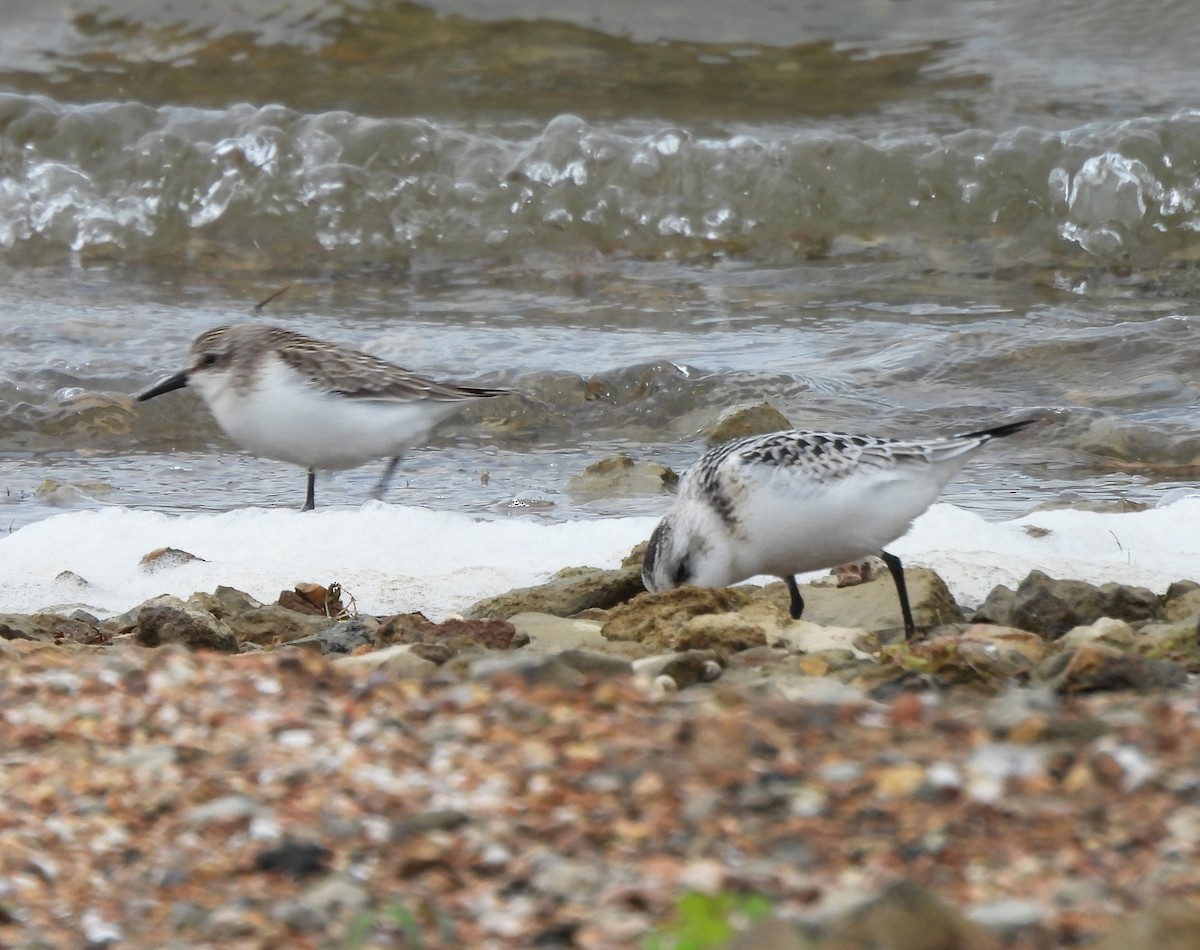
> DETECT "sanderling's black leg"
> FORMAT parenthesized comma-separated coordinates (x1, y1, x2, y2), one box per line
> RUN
(785, 575, 804, 620)
(302, 469, 316, 512)
(373, 455, 403, 500)
(880, 550, 915, 640)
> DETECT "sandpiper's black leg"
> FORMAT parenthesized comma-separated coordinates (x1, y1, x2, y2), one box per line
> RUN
(784, 575, 804, 620)
(373, 455, 403, 501)
(302, 469, 316, 512)
(880, 550, 915, 640)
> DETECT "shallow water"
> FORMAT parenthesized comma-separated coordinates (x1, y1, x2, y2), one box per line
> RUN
(2, 0, 1198, 530)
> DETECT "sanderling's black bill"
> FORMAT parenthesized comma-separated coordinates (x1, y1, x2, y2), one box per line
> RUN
(136, 371, 189, 401)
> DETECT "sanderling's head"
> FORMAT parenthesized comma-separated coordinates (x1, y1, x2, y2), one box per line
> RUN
(644, 507, 731, 593)
(136, 324, 267, 403)
(135, 324, 237, 402)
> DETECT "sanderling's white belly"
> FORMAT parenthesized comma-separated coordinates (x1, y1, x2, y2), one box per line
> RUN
(728, 467, 941, 579)
(201, 363, 460, 469)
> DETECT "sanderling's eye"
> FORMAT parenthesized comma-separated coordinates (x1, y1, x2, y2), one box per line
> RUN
(198, 352, 219, 369)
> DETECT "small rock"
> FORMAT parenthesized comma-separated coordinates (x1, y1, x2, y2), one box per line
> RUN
(631, 650, 724, 689)
(278, 582, 346, 617)
(704, 401, 792, 445)
(253, 839, 331, 879)
(508, 612, 609, 651)
(554, 649, 634, 677)
(982, 687, 1059, 738)
(188, 586, 264, 618)
(1163, 582, 1200, 623)
(1008, 570, 1163, 639)
(874, 763, 927, 797)
(467, 653, 584, 687)
(0, 614, 55, 643)
(390, 810, 471, 839)
(772, 620, 879, 656)
(972, 584, 1016, 625)
(138, 547, 206, 571)
(220, 604, 333, 647)
(1041, 643, 1188, 694)
(376, 615, 518, 653)
(1058, 616, 1136, 648)
(129, 605, 238, 653)
(565, 453, 678, 498)
(287, 619, 374, 655)
(183, 795, 266, 827)
(333, 644, 438, 677)
(274, 874, 369, 933)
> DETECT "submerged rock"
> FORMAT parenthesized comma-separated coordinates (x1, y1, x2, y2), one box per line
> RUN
(703, 401, 792, 445)
(565, 453, 678, 498)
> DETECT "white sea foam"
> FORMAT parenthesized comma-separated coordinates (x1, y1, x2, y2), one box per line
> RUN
(0, 498, 1196, 619)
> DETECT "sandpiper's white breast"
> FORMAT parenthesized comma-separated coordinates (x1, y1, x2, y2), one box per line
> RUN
(193, 355, 462, 470)
(722, 459, 943, 579)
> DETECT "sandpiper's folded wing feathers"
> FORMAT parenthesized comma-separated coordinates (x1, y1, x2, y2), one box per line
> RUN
(728, 431, 934, 481)
(719, 420, 1037, 484)
(274, 334, 509, 403)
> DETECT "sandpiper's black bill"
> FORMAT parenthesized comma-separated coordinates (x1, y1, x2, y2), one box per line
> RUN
(136, 371, 189, 401)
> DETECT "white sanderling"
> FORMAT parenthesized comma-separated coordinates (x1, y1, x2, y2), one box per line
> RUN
(137, 322, 512, 510)
(641, 418, 1037, 639)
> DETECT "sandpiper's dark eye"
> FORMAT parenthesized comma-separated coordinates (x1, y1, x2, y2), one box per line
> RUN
(198, 352, 219, 368)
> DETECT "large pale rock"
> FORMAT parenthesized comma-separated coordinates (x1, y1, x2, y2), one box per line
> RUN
(759, 567, 964, 636)
(601, 587, 777, 653)
(467, 564, 645, 619)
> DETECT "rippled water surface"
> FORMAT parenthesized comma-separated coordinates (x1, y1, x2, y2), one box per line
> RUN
(2, 0, 1199, 529)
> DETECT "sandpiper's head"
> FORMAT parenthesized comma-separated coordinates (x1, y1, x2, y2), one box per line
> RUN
(135, 324, 253, 402)
(641, 506, 733, 594)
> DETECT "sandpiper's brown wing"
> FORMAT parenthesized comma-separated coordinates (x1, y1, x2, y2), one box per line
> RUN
(268, 326, 511, 403)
